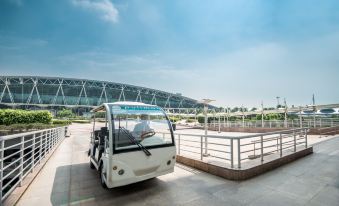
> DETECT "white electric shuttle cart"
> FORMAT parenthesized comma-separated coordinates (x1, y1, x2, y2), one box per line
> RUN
(88, 102, 176, 188)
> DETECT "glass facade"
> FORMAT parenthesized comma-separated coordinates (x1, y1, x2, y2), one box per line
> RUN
(0, 76, 201, 110)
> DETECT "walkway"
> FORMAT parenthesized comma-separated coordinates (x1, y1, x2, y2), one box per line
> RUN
(16, 124, 339, 206)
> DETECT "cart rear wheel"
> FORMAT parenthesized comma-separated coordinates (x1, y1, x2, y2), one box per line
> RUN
(99, 164, 108, 189)
(90, 160, 95, 169)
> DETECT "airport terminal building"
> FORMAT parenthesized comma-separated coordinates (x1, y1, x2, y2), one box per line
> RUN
(0, 76, 203, 113)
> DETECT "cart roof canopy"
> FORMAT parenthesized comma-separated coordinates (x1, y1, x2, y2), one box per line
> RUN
(91, 101, 156, 113)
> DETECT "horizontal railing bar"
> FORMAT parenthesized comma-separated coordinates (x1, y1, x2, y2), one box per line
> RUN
(3, 158, 21, 171)
(207, 142, 230, 147)
(207, 148, 230, 154)
(180, 148, 201, 155)
(1, 142, 22, 151)
(178, 139, 201, 144)
(180, 144, 201, 149)
(1, 126, 66, 202)
(2, 165, 20, 181)
(1, 149, 21, 161)
(2, 180, 20, 200)
(3, 170, 22, 189)
(0, 127, 64, 141)
(209, 155, 230, 161)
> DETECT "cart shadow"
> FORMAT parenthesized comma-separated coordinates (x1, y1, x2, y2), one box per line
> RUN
(50, 163, 180, 205)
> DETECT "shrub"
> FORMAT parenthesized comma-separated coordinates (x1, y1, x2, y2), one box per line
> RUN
(197, 116, 205, 123)
(186, 119, 196, 123)
(72, 119, 91, 124)
(0, 123, 60, 132)
(52, 119, 72, 125)
(0, 109, 52, 125)
(169, 116, 181, 123)
(57, 109, 74, 118)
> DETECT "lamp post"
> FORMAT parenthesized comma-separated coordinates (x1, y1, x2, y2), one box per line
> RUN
(199, 99, 215, 156)
(284, 98, 288, 128)
(261, 101, 264, 128)
(276, 96, 280, 108)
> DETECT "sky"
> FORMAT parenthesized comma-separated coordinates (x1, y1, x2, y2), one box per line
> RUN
(0, 0, 339, 108)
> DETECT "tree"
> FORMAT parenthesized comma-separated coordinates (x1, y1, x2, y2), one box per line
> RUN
(231, 107, 239, 112)
(57, 109, 74, 119)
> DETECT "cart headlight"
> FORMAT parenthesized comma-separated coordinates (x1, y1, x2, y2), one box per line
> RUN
(118, 169, 124, 175)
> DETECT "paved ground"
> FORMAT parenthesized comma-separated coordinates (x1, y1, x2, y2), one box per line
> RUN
(17, 123, 339, 206)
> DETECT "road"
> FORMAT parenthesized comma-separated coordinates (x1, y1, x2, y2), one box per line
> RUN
(17, 123, 339, 206)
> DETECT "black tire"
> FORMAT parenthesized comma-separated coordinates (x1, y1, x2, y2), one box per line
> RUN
(99, 164, 108, 189)
(90, 160, 95, 169)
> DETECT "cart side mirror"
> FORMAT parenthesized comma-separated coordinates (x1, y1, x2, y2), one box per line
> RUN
(94, 139, 99, 147)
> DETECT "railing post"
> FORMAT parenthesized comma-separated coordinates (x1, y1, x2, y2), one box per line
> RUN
(39, 132, 43, 163)
(178, 134, 181, 155)
(50, 129, 53, 150)
(279, 133, 283, 157)
(230, 139, 234, 168)
(31, 133, 35, 173)
(293, 131, 296, 152)
(218, 115, 221, 133)
(43, 131, 47, 157)
(260, 135, 264, 163)
(200, 136, 203, 161)
(49, 129, 52, 152)
(0, 140, 4, 201)
(52, 129, 55, 147)
(19, 136, 24, 186)
(237, 139, 241, 169)
(45, 131, 48, 155)
(305, 129, 308, 148)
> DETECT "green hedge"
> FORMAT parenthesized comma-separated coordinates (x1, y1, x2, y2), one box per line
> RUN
(72, 119, 91, 124)
(52, 119, 72, 125)
(0, 109, 52, 125)
(0, 123, 59, 132)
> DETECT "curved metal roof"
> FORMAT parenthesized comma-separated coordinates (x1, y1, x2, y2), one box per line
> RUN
(0, 75, 203, 108)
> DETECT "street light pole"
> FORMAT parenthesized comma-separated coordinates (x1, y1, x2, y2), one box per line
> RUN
(200, 99, 215, 156)
(276, 96, 280, 108)
(261, 101, 264, 128)
(284, 98, 288, 128)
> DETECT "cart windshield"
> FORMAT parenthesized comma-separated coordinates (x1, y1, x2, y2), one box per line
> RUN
(111, 105, 174, 153)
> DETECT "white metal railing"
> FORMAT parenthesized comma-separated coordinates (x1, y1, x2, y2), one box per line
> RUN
(193, 119, 339, 129)
(0, 126, 67, 202)
(318, 126, 339, 137)
(172, 128, 309, 169)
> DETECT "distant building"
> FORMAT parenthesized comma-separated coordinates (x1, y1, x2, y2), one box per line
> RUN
(0, 76, 206, 113)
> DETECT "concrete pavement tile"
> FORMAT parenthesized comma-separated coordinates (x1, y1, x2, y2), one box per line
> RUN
(275, 177, 327, 201)
(248, 190, 305, 206)
(306, 185, 339, 206)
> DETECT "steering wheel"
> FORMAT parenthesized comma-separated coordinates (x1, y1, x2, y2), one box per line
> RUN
(141, 129, 155, 140)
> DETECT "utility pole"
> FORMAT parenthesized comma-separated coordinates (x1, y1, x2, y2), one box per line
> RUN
(261, 101, 264, 128)
(312, 94, 316, 128)
(284, 98, 288, 128)
(242, 105, 245, 128)
(200, 99, 215, 156)
(276, 96, 280, 108)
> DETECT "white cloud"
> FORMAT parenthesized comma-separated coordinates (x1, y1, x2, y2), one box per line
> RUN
(72, 0, 119, 23)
